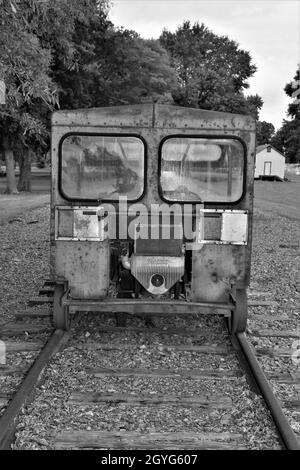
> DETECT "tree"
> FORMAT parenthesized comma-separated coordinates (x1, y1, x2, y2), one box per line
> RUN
(53, 24, 177, 110)
(256, 121, 275, 145)
(271, 68, 300, 163)
(0, 0, 112, 192)
(271, 119, 300, 163)
(245, 94, 263, 121)
(0, 0, 58, 193)
(36, 0, 111, 110)
(284, 67, 300, 119)
(159, 21, 260, 115)
(1, 0, 177, 192)
(90, 32, 177, 106)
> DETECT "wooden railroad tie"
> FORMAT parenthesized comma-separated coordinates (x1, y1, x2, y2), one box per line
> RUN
(282, 399, 300, 410)
(256, 347, 299, 358)
(248, 300, 279, 307)
(28, 297, 54, 306)
(0, 365, 27, 377)
(249, 329, 300, 339)
(87, 367, 243, 380)
(26, 279, 55, 306)
(68, 391, 233, 409)
(96, 326, 225, 336)
(14, 310, 51, 320)
(0, 323, 52, 337)
(53, 430, 245, 450)
(247, 291, 273, 297)
(266, 371, 300, 385)
(38, 286, 55, 296)
(248, 315, 292, 322)
(5, 341, 43, 352)
(77, 341, 232, 355)
(0, 394, 10, 408)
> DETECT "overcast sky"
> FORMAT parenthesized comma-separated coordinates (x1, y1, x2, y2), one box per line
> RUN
(109, 0, 300, 130)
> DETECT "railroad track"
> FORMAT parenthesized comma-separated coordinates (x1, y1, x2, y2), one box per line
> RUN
(0, 302, 299, 450)
(245, 291, 300, 449)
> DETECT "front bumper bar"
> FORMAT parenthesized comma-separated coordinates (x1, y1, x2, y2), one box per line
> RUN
(61, 292, 234, 316)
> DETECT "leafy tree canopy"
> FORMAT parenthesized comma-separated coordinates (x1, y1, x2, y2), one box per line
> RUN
(284, 67, 300, 119)
(1, 8, 274, 191)
(159, 21, 261, 116)
(0, 0, 58, 151)
(52, 23, 177, 110)
(90, 32, 177, 106)
(256, 121, 275, 145)
(271, 67, 300, 163)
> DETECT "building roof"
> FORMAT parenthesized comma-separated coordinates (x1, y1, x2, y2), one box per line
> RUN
(256, 144, 285, 158)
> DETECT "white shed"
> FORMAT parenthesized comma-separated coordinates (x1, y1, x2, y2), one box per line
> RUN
(255, 144, 286, 180)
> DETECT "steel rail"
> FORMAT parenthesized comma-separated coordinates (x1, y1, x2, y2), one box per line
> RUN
(235, 332, 300, 450)
(0, 329, 67, 450)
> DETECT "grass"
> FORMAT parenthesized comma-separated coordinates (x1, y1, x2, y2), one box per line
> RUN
(254, 177, 300, 220)
(0, 176, 299, 223)
(0, 193, 50, 225)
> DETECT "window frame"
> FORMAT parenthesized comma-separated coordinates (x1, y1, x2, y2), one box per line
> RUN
(158, 134, 247, 205)
(58, 132, 147, 203)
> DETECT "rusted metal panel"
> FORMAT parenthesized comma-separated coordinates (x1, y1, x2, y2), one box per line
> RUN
(51, 104, 155, 128)
(191, 245, 247, 302)
(57, 209, 73, 237)
(154, 105, 256, 131)
(50, 104, 256, 305)
(54, 240, 109, 299)
(52, 104, 256, 132)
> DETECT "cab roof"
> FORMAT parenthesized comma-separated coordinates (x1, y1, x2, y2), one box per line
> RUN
(52, 103, 255, 131)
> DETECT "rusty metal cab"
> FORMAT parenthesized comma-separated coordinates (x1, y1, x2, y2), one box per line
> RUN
(50, 104, 255, 331)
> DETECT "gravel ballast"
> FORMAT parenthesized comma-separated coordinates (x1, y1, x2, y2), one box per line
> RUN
(0, 194, 299, 449)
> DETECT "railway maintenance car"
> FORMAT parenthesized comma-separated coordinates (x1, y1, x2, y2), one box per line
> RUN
(50, 104, 256, 332)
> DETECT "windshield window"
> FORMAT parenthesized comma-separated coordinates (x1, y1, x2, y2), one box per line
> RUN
(160, 137, 244, 202)
(60, 135, 145, 200)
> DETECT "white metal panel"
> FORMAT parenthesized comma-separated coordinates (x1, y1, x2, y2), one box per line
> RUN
(221, 212, 248, 244)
